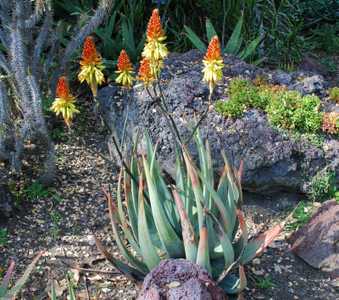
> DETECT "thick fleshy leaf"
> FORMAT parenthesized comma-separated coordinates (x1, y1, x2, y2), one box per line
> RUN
(172, 189, 197, 262)
(209, 211, 235, 271)
(219, 265, 247, 294)
(50, 281, 57, 300)
(67, 274, 76, 300)
(143, 156, 184, 258)
(146, 135, 180, 232)
(183, 149, 204, 230)
(236, 209, 248, 244)
(196, 221, 212, 274)
(123, 171, 139, 241)
(241, 224, 283, 264)
(138, 175, 161, 270)
(8, 252, 43, 297)
(116, 172, 141, 255)
(94, 235, 145, 281)
(197, 170, 231, 235)
(105, 190, 148, 273)
(0, 260, 15, 296)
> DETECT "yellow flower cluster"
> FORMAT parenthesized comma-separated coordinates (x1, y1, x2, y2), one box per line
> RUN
(51, 9, 226, 126)
(78, 36, 105, 96)
(51, 76, 79, 127)
(140, 9, 168, 82)
(202, 36, 224, 94)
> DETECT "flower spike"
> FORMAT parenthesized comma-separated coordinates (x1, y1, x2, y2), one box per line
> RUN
(146, 9, 165, 41)
(202, 36, 224, 94)
(138, 58, 155, 86)
(51, 76, 79, 127)
(78, 36, 105, 97)
(142, 9, 168, 75)
(115, 49, 134, 88)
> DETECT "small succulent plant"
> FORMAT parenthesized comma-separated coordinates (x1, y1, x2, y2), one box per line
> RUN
(95, 131, 282, 295)
(0, 252, 42, 299)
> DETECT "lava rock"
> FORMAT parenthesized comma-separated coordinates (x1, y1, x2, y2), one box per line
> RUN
(291, 75, 326, 96)
(137, 259, 226, 300)
(0, 183, 14, 221)
(98, 50, 338, 195)
(289, 199, 339, 278)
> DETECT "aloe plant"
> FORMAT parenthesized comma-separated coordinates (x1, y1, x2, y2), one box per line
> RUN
(0, 252, 42, 299)
(96, 131, 282, 295)
(184, 16, 262, 63)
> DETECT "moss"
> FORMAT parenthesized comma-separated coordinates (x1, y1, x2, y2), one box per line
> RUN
(329, 87, 339, 103)
(309, 170, 337, 202)
(215, 78, 323, 134)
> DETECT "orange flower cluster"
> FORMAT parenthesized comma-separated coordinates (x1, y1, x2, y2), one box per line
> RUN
(117, 49, 133, 72)
(202, 36, 224, 93)
(81, 36, 101, 65)
(146, 9, 165, 40)
(138, 58, 154, 85)
(204, 36, 222, 62)
(322, 112, 338, 134)
(78, 36, 105, 96)
(51, 76, 79, 127)
(141, 9, 168, 81)
(56, 76, 71, 100)
(115, 49, 134, 87)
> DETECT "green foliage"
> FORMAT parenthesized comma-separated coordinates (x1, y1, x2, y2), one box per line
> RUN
(255, 275, 276, 289)
(0, 228, 8, 247)
(329, 87, 339, 103)
(286, 201, 313, 232)
(96, 131, 282, 295)
(266, 92, 322, 133)
(309, 170, 337, 202)
(215, 100, 245, 118)
(24, 182, 51, 201)
(320, 57, 337, 75)
(184, 17, 261, 62)
(215, 78, 323, 134)
(309, 24, 339, 55)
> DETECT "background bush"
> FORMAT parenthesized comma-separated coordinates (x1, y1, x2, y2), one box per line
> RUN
(52, 0, 339, 68)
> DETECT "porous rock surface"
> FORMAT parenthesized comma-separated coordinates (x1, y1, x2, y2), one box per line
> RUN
(137, 259, 226, 300)
(289, 199, 339, 278)
(98, 50, 338, 195)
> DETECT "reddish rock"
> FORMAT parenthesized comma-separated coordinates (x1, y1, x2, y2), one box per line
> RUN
(137, 259, 227, 300)
(289, 199, 339, 278)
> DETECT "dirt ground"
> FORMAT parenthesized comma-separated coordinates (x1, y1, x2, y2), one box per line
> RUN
(0, 119, 338, 300)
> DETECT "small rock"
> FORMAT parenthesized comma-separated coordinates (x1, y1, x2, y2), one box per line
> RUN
(289, 199, 339, 276)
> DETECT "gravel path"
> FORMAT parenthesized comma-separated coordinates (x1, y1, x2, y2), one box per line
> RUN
(0, 124, 337, 299)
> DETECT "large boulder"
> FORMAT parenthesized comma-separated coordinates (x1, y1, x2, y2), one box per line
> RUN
(289, 199, 339, 278)
(137, 259, 226, 300)
(98, 50, 338, 195)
